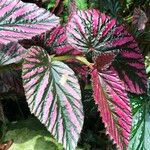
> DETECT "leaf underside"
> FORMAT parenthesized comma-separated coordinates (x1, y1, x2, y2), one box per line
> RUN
(22, 46, 84, 150)
(0, 0, 59, 45)
(66, 9, 147, 94)
(91, 68, 132, 150)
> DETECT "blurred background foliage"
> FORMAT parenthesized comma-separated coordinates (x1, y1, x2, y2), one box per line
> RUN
(0, 0, 149, 149)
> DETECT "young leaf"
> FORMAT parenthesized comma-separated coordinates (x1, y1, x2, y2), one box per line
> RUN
(133, 8, 148, 31)
(66, 61, 88, 84)
(66, 9, 134, 54)
(0, 42, 26, 65)
(112, 43, 147, 94)
(129, 94, 150, 149)
(22, 46, 84, 150)
(94, 52, 117, 70)
(91, 68, 132, 150)
(0, 0, 59, 45)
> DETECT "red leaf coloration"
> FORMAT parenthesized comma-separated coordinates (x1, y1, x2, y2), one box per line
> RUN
(112, 42, 147, 94)
(91, 68, 132, 150)
(66, 9, 147, 94)
(46, 26, 81, 55)
(66, 9, 134, 55)
(21, 26, 81, 56)
(94, 52, 117, 70)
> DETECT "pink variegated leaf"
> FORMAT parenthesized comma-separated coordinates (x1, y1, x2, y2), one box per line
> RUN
(51, 26, 81, 55)
(22, 46, 84, 150)
(66, 9, 134, 55)
(0, 0, 59, 45)
(39, 26, 81, 55)
(0, 42, 26, 65)
(91, 68, 132, 150)
(133, 8, 148, 31)
(112, 42, 147, 94)
(20, 26, 81, 55)
(94, 52, 117, 70)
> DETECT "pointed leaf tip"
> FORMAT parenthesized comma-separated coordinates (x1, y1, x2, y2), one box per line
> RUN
(91, 68, 132, 150)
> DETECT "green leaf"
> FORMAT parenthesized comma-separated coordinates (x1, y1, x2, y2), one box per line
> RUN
(129, 94, 150, 149)
(76, 0, 87, 9)
(3, 118, 64, 150)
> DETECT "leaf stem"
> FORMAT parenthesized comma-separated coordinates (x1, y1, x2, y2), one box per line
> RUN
(0, 55, 93, 72)
(51, 55, 73, 61)
(51, 55, 93, 68)
(75, 56, 93, 68)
